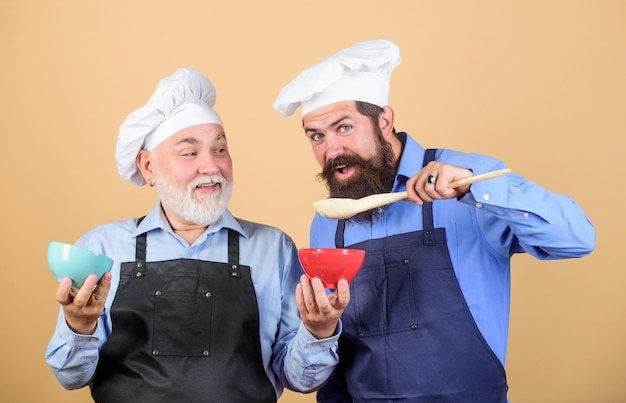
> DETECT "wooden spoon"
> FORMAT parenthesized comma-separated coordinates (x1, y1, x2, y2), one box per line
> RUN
(312, 168, 512, 219)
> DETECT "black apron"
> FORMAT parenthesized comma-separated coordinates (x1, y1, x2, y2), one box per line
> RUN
(91, 224, 276, 403)
(318, 149, 508, 402)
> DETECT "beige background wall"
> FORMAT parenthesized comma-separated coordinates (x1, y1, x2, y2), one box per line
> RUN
(1, 1, 624, 402)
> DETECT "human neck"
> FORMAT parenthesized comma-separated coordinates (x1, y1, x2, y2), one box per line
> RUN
(174, 226, 207, 245)
(163, 207, 209, 245)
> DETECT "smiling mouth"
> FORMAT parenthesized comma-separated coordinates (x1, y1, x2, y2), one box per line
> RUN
(192, 181, 223, 194)
(196, 183, 219, 188)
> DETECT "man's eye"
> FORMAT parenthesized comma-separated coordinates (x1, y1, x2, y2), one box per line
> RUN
(311, 133, 324, 142)
(339, 125, 351, 133)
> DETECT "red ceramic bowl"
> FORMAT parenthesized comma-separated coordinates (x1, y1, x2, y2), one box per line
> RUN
(298, 248, 366, 288)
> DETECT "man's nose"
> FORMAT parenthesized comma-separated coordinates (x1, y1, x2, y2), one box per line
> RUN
(197, 155, 219, 174)
(324, 136, 345, 160)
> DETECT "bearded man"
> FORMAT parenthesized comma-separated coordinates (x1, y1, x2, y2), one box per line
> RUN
(46, 68, 350, 403)
(274, 39, 595, 402)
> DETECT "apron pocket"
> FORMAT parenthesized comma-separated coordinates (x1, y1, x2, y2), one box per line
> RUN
(353, 261, 417, 336)
(152, 290, 213, 357)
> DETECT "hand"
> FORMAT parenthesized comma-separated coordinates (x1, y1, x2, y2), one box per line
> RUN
(296, 274, 350, 339)
(56, 272, 112, 335)
(405, 161, 473, 205)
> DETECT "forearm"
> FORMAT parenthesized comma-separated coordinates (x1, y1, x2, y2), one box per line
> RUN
(277, 322, 341, 392)
(45, 309, 104, 389)
(462, 173, 596, 258)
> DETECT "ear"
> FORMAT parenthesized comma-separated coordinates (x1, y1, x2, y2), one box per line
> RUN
(379, 106, 396, 139)
(136, 149, 155, 184)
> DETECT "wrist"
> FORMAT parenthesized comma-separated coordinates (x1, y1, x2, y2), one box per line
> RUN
(66, 320, 97, 335)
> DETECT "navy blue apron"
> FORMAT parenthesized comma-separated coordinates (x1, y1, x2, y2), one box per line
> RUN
(317, 149, 508, 402)
(91, 222, 276, 402)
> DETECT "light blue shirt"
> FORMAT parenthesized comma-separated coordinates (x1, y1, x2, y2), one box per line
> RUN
(46, 203, 341, 399)
(310, 133, 595, 367)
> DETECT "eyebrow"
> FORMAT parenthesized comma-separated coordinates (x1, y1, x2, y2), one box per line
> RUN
(174, 131, 226, 145)
(175, 137, 200, 145)
(304, 115, 350, 134)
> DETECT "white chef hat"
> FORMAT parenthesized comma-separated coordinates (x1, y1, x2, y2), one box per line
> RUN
(115, 68, 223, 186)
(273, 39, 401, 117)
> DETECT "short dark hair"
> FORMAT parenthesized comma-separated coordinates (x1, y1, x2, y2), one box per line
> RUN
(355, 101, 395, 135)
(355, 101, 384, 124)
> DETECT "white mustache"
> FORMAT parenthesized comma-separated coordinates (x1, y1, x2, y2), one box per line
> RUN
(188, 175, 225, 190)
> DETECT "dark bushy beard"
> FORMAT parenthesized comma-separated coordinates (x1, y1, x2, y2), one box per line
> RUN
(318, 134, 396, 223)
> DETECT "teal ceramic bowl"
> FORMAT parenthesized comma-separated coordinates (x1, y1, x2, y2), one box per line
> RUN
(298, 248, 366, 288)
(47, 241, 114, 288)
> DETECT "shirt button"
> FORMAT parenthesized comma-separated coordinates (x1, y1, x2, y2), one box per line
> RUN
(483, 194, 490, 201)
(475, 202, 483, 208)
(523, 212, 529, 218)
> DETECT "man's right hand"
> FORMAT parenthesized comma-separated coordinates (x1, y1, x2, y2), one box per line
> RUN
(56, 272, 112, 335)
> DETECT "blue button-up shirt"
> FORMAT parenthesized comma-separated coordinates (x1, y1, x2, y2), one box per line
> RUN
(46, 203, 341, 398)
(310, 132, 595, 367)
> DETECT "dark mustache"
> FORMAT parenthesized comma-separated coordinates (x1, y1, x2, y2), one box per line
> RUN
(322, 155, 367, 178)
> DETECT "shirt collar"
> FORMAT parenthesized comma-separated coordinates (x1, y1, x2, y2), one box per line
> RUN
(393, 132, 426, 191)
(132, 202, 249, 239)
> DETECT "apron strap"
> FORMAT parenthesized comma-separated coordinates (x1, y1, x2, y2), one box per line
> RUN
(422, 149, 437, 236)
(132, 215, 241, 277)
(335, 220, 346, 249)
(228, 228, 242, 278)
(135, 216, 147, 262)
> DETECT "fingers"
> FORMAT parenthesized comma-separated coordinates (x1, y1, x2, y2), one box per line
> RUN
(297, 275, 351, 312)
(71, 275, 101, 307)
(310, 277, 331, 312)
(418, 162, 453, 200)
(334, 279, 350, 309)
(56, 273, 112, 308)
(93, 272, 112, 302)
(56, 277, 74, 305)
(407, 162, 472, 203)
(295, 277, 306, 315)
(296, 274, 328, 314)
(296, 274, 312, 314)
(298, 275, 339, 309)
(296, 273, 352, 339)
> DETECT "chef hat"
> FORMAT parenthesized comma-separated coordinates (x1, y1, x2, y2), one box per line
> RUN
(115, 68, 223, 186)
(273, 39, 401, 117)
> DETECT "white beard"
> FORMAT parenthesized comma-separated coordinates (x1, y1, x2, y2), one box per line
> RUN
(155, 172, 232, 226)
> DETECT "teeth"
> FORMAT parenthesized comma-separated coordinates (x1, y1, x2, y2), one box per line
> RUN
(193, 175, 225, 188)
